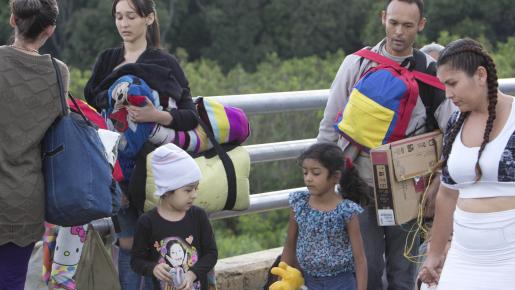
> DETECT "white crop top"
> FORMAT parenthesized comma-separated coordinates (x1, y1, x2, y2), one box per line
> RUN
(441, 98, 515, 198)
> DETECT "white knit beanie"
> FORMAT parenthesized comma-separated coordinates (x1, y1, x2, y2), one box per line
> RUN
(151, 143, 201, 197)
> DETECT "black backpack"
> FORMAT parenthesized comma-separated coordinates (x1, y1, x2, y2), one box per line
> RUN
(413, 49, 446, 132)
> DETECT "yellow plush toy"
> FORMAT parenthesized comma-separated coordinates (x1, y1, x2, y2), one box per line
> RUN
(269, 262, 306, 290)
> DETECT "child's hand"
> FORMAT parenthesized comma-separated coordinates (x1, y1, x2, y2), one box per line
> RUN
(177, 271, 197, 290)
(153, 263, 172, 283)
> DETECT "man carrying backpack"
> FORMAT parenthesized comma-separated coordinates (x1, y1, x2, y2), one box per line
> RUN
(317, 1, 456, 290)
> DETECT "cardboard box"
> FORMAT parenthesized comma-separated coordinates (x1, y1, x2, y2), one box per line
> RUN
(370, 131, 442, 226)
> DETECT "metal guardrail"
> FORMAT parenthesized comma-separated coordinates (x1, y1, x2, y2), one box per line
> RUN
(209, 78, 515, 114)
(499, 78, 515, 95)
(204, 90, 329, 114)
(246, 139, 316, 163)
(209, 187, 305, 220)
(91, 79, 515, 234)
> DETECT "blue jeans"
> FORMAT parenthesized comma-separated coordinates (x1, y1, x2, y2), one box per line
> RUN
(359, 207, 419, 290)
(118, 248, 154, 290)
(304, 271, 356, 290)
(0, 242, 34, 290)
(117, 205, 139, 238)
(117, 207, 154, 290)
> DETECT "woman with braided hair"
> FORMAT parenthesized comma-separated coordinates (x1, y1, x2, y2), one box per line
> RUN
(418, 38, 515, 289)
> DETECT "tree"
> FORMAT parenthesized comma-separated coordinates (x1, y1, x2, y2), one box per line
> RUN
(201, 0, 374, 71)
(160, 0, 212, 60)
(360, 0, 386, 47)
(262, 0, 371, 59)
(60, 0, 119, 70)
(424, 0, 515, 45)
(493, 37, 515, 79)
(201, 0, 269, 71)
(0, 0, 12, 44)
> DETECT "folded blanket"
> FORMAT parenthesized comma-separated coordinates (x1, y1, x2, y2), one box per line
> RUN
(106, 75, 160, 180)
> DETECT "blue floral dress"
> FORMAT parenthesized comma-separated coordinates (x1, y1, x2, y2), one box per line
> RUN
(290, 190, 363, 278)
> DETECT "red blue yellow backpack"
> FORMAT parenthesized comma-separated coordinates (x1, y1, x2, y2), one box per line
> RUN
(335, 49, 445, 151)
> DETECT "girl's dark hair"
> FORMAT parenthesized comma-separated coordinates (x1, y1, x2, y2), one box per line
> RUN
(112, 0, 161, 48)
(437, 38, 498, 181)
(298, 142, 370, 205)
(10, 0, 58, 40)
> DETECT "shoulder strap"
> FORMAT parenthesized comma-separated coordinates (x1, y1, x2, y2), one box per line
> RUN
(51, 58, 95, 126)
(354, 49, 445, 91)
(412, 49, 445, 90)
(413, 49, 446, 131)
(357, 46, 372, 69)
(413, 48, 428, 72)
(50, 58, 68, 116)
(354, 49, 402, 69)
(195, 98, 237, 211)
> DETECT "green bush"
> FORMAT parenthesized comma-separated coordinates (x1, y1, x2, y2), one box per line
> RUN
(69, 68, 91, 99)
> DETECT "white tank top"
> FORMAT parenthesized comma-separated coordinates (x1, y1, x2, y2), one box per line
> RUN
(442, 98, 515, 198)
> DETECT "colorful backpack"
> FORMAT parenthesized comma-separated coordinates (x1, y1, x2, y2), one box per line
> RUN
(335, 49, 445, 151)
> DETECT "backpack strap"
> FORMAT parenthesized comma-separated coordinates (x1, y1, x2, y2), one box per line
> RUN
(413, 48, 441, 88)
(413, 48, 429, 73)
(413, 49, 447, 131)
(354, 49, 403, 69)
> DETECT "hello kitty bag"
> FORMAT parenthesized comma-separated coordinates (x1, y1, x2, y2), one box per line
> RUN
(42, 224, 88, 289)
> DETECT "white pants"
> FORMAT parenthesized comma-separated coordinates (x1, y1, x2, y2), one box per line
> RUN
(436, 207, 515, 290)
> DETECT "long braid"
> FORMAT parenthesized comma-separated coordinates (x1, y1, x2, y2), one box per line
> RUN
(475, 56, 498, 180)
(437, 39, 499, 180)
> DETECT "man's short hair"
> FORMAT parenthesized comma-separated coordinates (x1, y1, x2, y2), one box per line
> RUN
(385, 0, 424, 18)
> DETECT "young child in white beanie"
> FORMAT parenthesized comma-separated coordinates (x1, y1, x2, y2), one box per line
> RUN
(131, 143, 218, 290)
